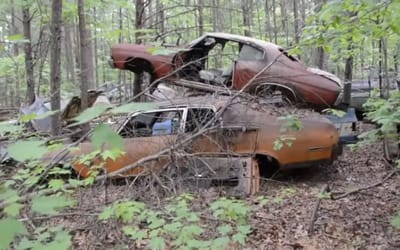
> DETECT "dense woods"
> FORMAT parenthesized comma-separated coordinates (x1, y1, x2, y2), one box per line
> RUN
(0, 0, 399, 249)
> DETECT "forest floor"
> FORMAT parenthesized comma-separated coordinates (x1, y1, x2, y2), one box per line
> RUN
(39, 122, 400, 250)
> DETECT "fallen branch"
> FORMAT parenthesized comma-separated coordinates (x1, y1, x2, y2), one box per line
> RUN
(332, 169, 399, 200)
(308, 184, 329, 236)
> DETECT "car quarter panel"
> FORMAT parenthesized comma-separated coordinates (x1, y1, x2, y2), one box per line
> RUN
(111, 44, 173, 78)
(72, 135, 177, 177)
(229, 120, 339, 167)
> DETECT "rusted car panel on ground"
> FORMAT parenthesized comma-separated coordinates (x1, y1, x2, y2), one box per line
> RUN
(110, 33, 344, 109)
(66, 96, 340, 195)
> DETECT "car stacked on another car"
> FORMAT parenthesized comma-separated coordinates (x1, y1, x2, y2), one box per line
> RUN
(110, 33, 346, 109)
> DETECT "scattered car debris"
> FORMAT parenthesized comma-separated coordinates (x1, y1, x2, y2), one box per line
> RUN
(110, 32, 347, 109)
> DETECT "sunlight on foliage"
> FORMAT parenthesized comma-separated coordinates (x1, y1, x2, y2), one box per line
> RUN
(32, 195, 75, 215)
(99, 194, 252, 249)
(0, 218, 27, 250)
(91, 123, 123, 150)
(68, 104, 111, 126)
(8, 140, 49, 162)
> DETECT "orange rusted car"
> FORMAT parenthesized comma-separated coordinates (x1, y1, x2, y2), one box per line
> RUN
(110, 33, 345, 109)
(68, 96, 341, 193)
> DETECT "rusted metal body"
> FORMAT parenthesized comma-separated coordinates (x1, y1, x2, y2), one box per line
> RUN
(111, 33, 343, 109)
(68, 96, 340, 194)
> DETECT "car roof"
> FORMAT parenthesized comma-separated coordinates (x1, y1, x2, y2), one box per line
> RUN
(189, 32, 282, 51)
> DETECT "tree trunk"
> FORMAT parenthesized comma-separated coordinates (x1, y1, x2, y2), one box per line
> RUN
(93, 7, 99, 87)
(197, 0, 203, 36)
(293, 0, 300, 44)
(280, 0, 289, 46)
(50, 0, 63, 135)
(134, 0, 145, 99)
(272, 0, 278, 44)
(64, 24, 76, 85)
(242, 0, 252, 36)
(265, 0, 273, 42)
(344, 43, 353, 84)
(314, 0, 326, 69)
(11, 0, 19, 56)
(78, 0, 95, 110)
(22, 7, 35, 105)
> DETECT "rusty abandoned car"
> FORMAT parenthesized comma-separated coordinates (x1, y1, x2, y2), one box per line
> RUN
(62, 96, 342, 194)
(110, 33, 345, 109)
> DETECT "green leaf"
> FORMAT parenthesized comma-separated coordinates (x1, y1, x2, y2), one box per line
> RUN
(68, 104, 110, 126)
(32, 195, 75, 215)
(0, 122, 23, 135)
(91, 124, 123, 151)
(122, 226, 147, 240)
(0, 187, 19, 203)
(0, 217, 27, 249)
(211, 236, 230, 248)
(33, 230, 72, 250)
(237, 225, 251, 235)
(148, 218, 166, 230)
(4, 203, 23, 217)
(232, 233, 247, 245)
(48, 179, 65, 191)
(8, 140, 49, 162)
(163, 221, 182, 233)
(6, 34, 29, 44)
(217, 224, 232, 235)
(99, 206, 114, 220)
(150, 236, 166, 250)
(391, 213, 400, 229)
(110, 102, 157, 114)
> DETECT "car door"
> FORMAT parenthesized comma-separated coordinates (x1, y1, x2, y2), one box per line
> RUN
(73, 108, 186, 177)
(232, 44, 266, 90)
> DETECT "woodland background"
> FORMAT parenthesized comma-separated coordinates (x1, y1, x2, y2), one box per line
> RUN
(0, 0, 400, 249)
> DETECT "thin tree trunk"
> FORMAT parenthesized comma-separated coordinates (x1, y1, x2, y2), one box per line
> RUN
(382, 37, 390, 97)
(314, 0, 326, 69)
(242, 0, 252, 36)
(280, 0, 289, 46)
(118, 7, 124, 103)
(50, 0, 63, 135)
(293, 0, 300, 44)
(344, 43, 353, 84)
(134, 0, 145, 99)
(78, 0, 95, 110)
(93, 7, 99, 87)
(64, 24, 76, 85)
(272, 0, 278, 44)
(22, 7, 35, 105)
(197, 0, 203, 36)
(265, 0, 273, 42)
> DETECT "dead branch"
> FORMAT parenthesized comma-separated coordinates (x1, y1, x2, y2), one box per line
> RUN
(308, 184, 329, 236)
(332, 169, 399, 200)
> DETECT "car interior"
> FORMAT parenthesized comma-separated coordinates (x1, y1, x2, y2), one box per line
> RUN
(177, 37, 263, 88)
(118, 108, 216, 138)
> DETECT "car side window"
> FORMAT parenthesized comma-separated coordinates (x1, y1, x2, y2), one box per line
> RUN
(119, 110, 183, 138)
(185, 108, 216, 132)
(238, 45, 264, 61)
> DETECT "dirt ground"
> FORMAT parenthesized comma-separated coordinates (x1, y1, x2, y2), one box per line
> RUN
(42, 123, 400, 250)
